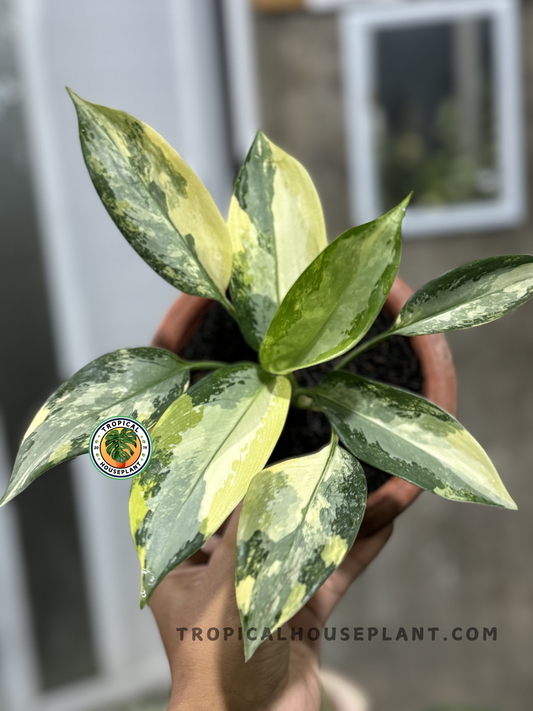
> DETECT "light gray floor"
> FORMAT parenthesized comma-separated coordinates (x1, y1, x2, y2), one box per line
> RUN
(256, 7, 533, 711)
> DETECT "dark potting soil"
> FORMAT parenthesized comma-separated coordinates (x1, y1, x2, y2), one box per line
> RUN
(181, 303, 423, 493)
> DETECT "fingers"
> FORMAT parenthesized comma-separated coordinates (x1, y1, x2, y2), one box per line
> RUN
(201, 533, 222, 557)
(307, 523, 394, 626)
(337, 522, 394, 592)
(208, 503, 243, 570)
(360, 479, 421, 536)
(164, 528, 224, 573)
(178, 549, 210, 568)
(149, 506, 240, 613)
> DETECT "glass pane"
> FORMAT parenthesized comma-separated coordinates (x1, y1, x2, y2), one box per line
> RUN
(375, 19, 498, 211)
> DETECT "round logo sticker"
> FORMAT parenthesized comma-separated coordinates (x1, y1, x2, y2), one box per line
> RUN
(89, 417, 152, 479)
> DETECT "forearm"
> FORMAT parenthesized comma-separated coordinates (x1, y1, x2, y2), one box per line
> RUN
(165, 645, 292, 711)
(166, 644, 320, 711)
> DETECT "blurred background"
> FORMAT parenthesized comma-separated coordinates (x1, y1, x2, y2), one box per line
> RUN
(0, 0, 531, 709)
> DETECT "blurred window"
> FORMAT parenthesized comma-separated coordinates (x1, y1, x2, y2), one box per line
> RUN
(376, 19, 497, 211)
(340, 0, 525, 237)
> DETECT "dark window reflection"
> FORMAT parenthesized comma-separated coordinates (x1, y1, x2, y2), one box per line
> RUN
(375, 19, 498, 210)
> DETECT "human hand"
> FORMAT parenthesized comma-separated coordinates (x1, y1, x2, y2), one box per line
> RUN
(149, 506, 393, 711)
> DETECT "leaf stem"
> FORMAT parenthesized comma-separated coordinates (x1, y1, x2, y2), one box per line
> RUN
(287, 373, 299, 391)
(221, 296, 237, 320)
(333, 328, 394, 371)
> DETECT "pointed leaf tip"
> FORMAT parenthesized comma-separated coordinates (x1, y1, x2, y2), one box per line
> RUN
(2, 348, 190, 505)
(390, 192, 412, 222)
(312, 372, 517, 510)
(66, 87, 83, 107)
(228, 130, 328, 349)
(259, 198, 406, 373)
(70, 92, 233, 301)
(392, 255, 533, 337)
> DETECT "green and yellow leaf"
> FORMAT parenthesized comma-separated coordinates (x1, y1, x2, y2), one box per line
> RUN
(129, 363, 291, 606)
(259, 196, 410, 374)
(1, 348, 190, 506)
(311, 372, 516, 509)
(68, 90, 232, 302)
(228, 131, 328, 349)
(236, 435, 366, 660)
(392, 255, 533, 336)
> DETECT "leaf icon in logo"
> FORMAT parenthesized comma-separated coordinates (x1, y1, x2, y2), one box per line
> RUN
(105, 428, 138, 466)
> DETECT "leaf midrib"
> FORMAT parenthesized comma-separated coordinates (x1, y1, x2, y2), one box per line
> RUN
(315, 389, 495, 496)
(394, 272, 532, 332)
(248, 439, 339, 630)
(14, 360, 190, 480)
(147, 374, 277, 563)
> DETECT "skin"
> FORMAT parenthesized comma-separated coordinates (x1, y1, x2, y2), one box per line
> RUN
(149, 506, 393, 711)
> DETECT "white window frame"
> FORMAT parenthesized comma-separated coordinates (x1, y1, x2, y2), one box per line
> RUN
(221, 0, 261, 163)
(339, 0, 526, 237)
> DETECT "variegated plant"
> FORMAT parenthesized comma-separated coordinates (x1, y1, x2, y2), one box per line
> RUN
(2, 92, 533, 662)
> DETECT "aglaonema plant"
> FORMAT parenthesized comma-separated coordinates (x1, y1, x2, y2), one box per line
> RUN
(2, 90, 533, 662)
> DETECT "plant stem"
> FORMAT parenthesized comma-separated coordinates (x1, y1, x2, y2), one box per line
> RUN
(287, 373, 299, 391)
(288, 374, 308, 409)
(333, 328, 394, 371)
(222, 296, 237, 320)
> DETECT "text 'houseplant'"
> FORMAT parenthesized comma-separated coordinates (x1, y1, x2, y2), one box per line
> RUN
(2, 91, 533, 661)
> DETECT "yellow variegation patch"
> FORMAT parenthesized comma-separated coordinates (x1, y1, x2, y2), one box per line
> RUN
(236, 575, 256, 610)
(129, 363, 291, 606)
(228, 131, 328, 350)
(259, 196, 410, 374)
(23, 408, 50, 442)
(321, 535, 348, 567)
(69, 90, 233, 303)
